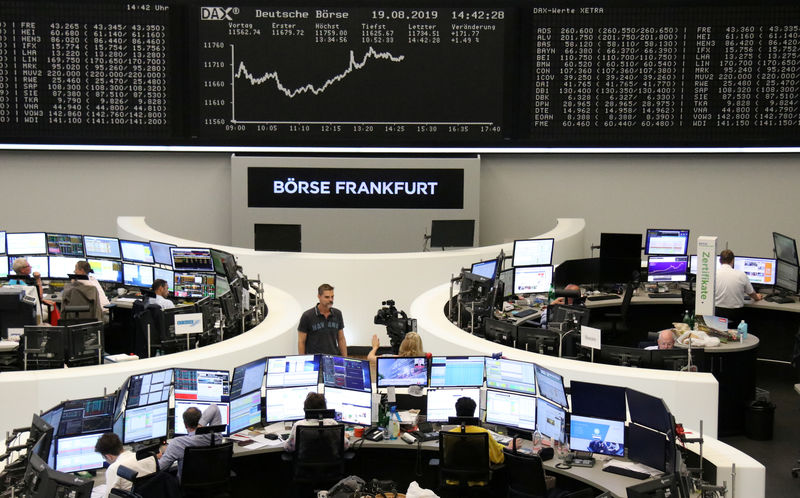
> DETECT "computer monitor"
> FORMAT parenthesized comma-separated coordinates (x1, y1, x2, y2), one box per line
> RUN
(216, 275, 230, 296)
(324, 386, 372, 426)
(513, 265, 553, 294)
(120, 240, 155, 264)
(430, 220, 475, 248)
(598, 345, 651, 368)
(773, 232, 799, 264)
(86, 258, 123, 283)
(321, 355, 371, 392)
(83, 235, 121, 259)
(430, 356, 485, 387)
(150, 241, 175, 266)
(732, 256, 776, 285)
(46, 233, 85, 257)
(600, 233, 642, 259)
(427, 387, 481, 424)
(173, 368, 230, 403)
(57, 395, 115, 437)
(66, 321, 103, 366)
(646, 256, 688, 283)
(689, 254, 720, 275)
(0, 257, 6, 278)
(173, 401, 230, 435)
(174, 272, 216, 299)
(485, 389, 536, 431)
(231, 357, 267, 398)
(512, 238, 554, 267)
(123, 263, 154, 288)
(485, 357, 536, 395)
(471, 259, 498, 280)
(498, 268, 514, 299)
(48, 256, 84, 279)
(266, 355, 320, 388)
(29, 413, 55, 461)
(547, 304, 590, 326)
(8, 255, 49, 278)
(228, 390, 263, 434)
(570, 381, 626, 421)
(54, 433, 105, 473)
(6, 232, 47, 256)
(123, 401, 169, 444)
(170, 247, 215, 272)
(211, 248, 235, 277)
(127, 368, 173, 409)
(483, 318, 515, 346)
(534, 364, 568, 409)
(569, 414, 625, 456)
(536, 397, 566, 443)
(628, 424, 668, 472)
(515, 326, 559, 356)
(41, 404, 64, 438)
(649, 348, 705, 372)
(626, 389, 673, 435)
(0, 230, 5, 253)
(645, 229, 690, 256)
(265, 385, 318, 423)
(774, 259, 798, 294)
(154, 267, 174, 292)
(376, 357, 428, 387)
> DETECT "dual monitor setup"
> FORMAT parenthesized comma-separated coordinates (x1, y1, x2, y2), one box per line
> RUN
(466, 237, 555, 302)
(0, 231, 241, 301)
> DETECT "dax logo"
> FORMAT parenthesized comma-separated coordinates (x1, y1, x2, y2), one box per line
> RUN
(201, 7, 238, 21)
(177, 318, 201, 328)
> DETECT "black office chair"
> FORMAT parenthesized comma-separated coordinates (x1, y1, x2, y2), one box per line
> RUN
(109, 465, 142, 498)
(281, 423, 352, 494)
(504, 450, 550, 498)
(110, 458, 180, 498)
(430, 428, 491, 497)
(591, 283, 634, 337)
(681, 288, 696, 313)
(180, 441, 235, 497)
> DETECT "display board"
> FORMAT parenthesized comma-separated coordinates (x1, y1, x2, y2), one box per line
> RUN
(1, 0, 799, 149)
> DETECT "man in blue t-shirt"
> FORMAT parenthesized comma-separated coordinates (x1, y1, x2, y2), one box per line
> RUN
(297, 283, 347, 356)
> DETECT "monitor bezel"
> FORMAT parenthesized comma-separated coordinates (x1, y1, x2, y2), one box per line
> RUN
(85, 257, 123, 283)
(170, 247, 215, 272)
(484, 388, 537, 432)
(773, 232, 799, 265)
(644, 228, 690, 256)
(512, 238, 555, 267)
(44, 232, 85, 257)
(429, 355, 486, 388)
(484, 357, 537, 395)
(376, 356, 429, 388)
(512, 264, 554, 295)
(82, 234, 121, 260)
(646, 255, 689, 283)
(5, 232, 48, 256)
(120, 239, 155, 264)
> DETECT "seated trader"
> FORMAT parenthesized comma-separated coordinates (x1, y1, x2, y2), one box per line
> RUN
(73, 261, 110, 309)
(715, 250, 762, 325)
(158, 404, 222, 479)
(148, 279, 175, 310)
(450, 397, 521, 465)
(646, 329, 676, 350)
(8, 257, 49, 321)
(550, 284, 582, 305)
(94, 432, 157, 498)
(284, 392, 350, 452)
(367, 331, 426, 379)
(298, 283, 347, 356)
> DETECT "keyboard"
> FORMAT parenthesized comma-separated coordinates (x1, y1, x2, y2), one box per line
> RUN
(512, 308, 537, 318)
(586, 294, 619, 301)
(766, 295, 794, 304)
(603, 465, 650, 480)
(488, 431, 512, 445)
(648, 293, 681, 299)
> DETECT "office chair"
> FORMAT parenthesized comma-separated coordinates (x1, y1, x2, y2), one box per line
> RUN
(60, 282, 103, 324)
(281, 422, 353, 494)
(111, 458, 180, 498)
(681, 288, 696, 313)
(503, 450, 593, 498)
(180, 441, 234, 497)
(430, 428, 491, 497)
(109, 465, 142, 498)
(593, 283, 634, 335)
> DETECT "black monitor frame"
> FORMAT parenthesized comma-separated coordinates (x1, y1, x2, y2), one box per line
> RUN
(430, 219, 475, 248)
(644, 228, 690, 256)
(773, 232, 799, 265)
(483, 318, 515, 346)
(45, 232, 85, 258)
(511, 238, 555, 267)
(516, 326, 558, 356)
(597, 345, 651, 368)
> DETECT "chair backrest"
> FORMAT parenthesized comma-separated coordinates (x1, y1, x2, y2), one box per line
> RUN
(294, 423, 346, 481)
(620, 283, 635, 316)
(146, 305, 168, 342)
(61, 283, 103, 322)
(504, 450, 549, 496)
(438, 430, 490, 485)
(180, 441, 234, 490)
(681, 288, 696, 311)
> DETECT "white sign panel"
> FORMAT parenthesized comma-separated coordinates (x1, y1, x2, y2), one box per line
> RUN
(695, 236, 718, 316)
(174, 313, 203, 336)
(580, 325, 602, 350)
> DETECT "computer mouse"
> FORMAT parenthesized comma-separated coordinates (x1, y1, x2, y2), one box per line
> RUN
(265, 433, 279, 440)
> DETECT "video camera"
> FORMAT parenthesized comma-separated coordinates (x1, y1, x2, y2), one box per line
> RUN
(374, 299, 416, 354)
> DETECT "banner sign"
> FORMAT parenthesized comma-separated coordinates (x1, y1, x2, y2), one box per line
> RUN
(696, 236, 718, 316)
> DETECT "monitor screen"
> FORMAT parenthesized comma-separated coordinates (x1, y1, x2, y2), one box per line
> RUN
(266, 355, 320, 388)
(170, 247, 214, 272)
(173, 401, 230, 435)
(536, 397, 566, 443)
(690, 254, 722, 276)
(775, 259, 799, 294)
(231, 358, 267, 398)
(8, 255, 49, 278)
(534, 364, 568, 409)
(0, 258, 6, 278)
(470, 260, 498, 280)
(217, 275, 230, 296)
(265, 385, 318, 423)
(512, 238, 554, 267)
(123, 263, 154, 288)
(426, 387, 481, 424)
(376, 357, 428, 387)
(173, 368, 230, 403)
(83, 235, 121, 259)
(86, 258, 122, 283)
(321, 355, 371, 392)
(150, 241, 175, 266)
(628, 424, 668, 472)
(773, 232, 799, 265)
(570, 381, 626, 421)
(174, 272, 216, 299)
(513, 265, 553, 294)
(325, 386, 372, 426)
(120, 240, 154, 264)
(54, 433, 104, 473)
(229, 390, 263, 434)
(484, 358, 536, 395)
(154, 267, 174, 292)
(600, 233, 642, 259)
(626, 389, 672, 434)
(485, 389, 536, 431)
(123, 401, 169, 444)
(645, 229, 690, 255)
(41, 405, 64, 438)
(6, 232, 47, 256)
(211, 249, 235, 276)
(430, 219, 475, 248)
(47, 256, 83, 279)
(498, 268, 513, 298)
(127, 369, 173, 409)
(647, 256, 688, 282)
(57, 396, 116, 437)
(734, 256, 776, 286)
(46, 233, 84, 257)
(569, 415, 625, 457)
(0, 231, 5, 253)
(430, 356, 485, 387)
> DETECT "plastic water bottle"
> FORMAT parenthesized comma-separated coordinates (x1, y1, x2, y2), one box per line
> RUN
(548, 283, 556, 303)
(389, 406, 401, 440)
(737, 320, 748, 341)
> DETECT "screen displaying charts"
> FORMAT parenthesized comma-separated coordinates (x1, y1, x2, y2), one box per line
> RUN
(427, 387, 481, 424)
(265, 385, 318, 423)
(569, 415, 625, 457)
(150, 241, 175, 266)
(127, 369, 173, 409)
(229, 391, 263, 434)
(430, 356, 484, 387)
(513, 265, 553, 294)
(485, 389, 536, 431)
(231, 358, 267, 398)
(534, 365, 568, 408)
(512, 239, 554, 266)
(154, 267, 174, 291)
(734, 256, 776, 286)
(266, 355, 320, 387)
(484, 358, 536, 395)
(83, 235, 121, 259)
(87, 258, 123, 283)
(647, 256, 688, 282)
(46, 233, 84, 257)
(123, 263, 154, 288)
(6, 233, 46, 255)
(324, 386, 372, 426)
(170, 247, 214, 272)
(54, 433, 104, 473)
(321, 356, 371, 392)
(173, 368, 229, 403)
(123, 402, 169, 444)
(645, 229, 689, 255)
(8, 255, 49, 278)
(536, 398, 566, 443)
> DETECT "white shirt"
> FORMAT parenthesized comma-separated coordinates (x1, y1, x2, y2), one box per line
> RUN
(104, 450, 157, 498)
(152, 294, 175, 309)
(79, 275, 110, 309)
(715, 263, 754, 309)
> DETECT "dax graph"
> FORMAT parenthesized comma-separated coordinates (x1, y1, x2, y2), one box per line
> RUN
(196, 6, 508, 142)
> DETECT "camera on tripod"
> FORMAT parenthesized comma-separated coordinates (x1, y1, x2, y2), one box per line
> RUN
(374, 299, 416, 354)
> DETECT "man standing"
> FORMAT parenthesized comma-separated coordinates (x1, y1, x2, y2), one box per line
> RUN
(715, 250, 762, 325)
(298, 283, 347, 356)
